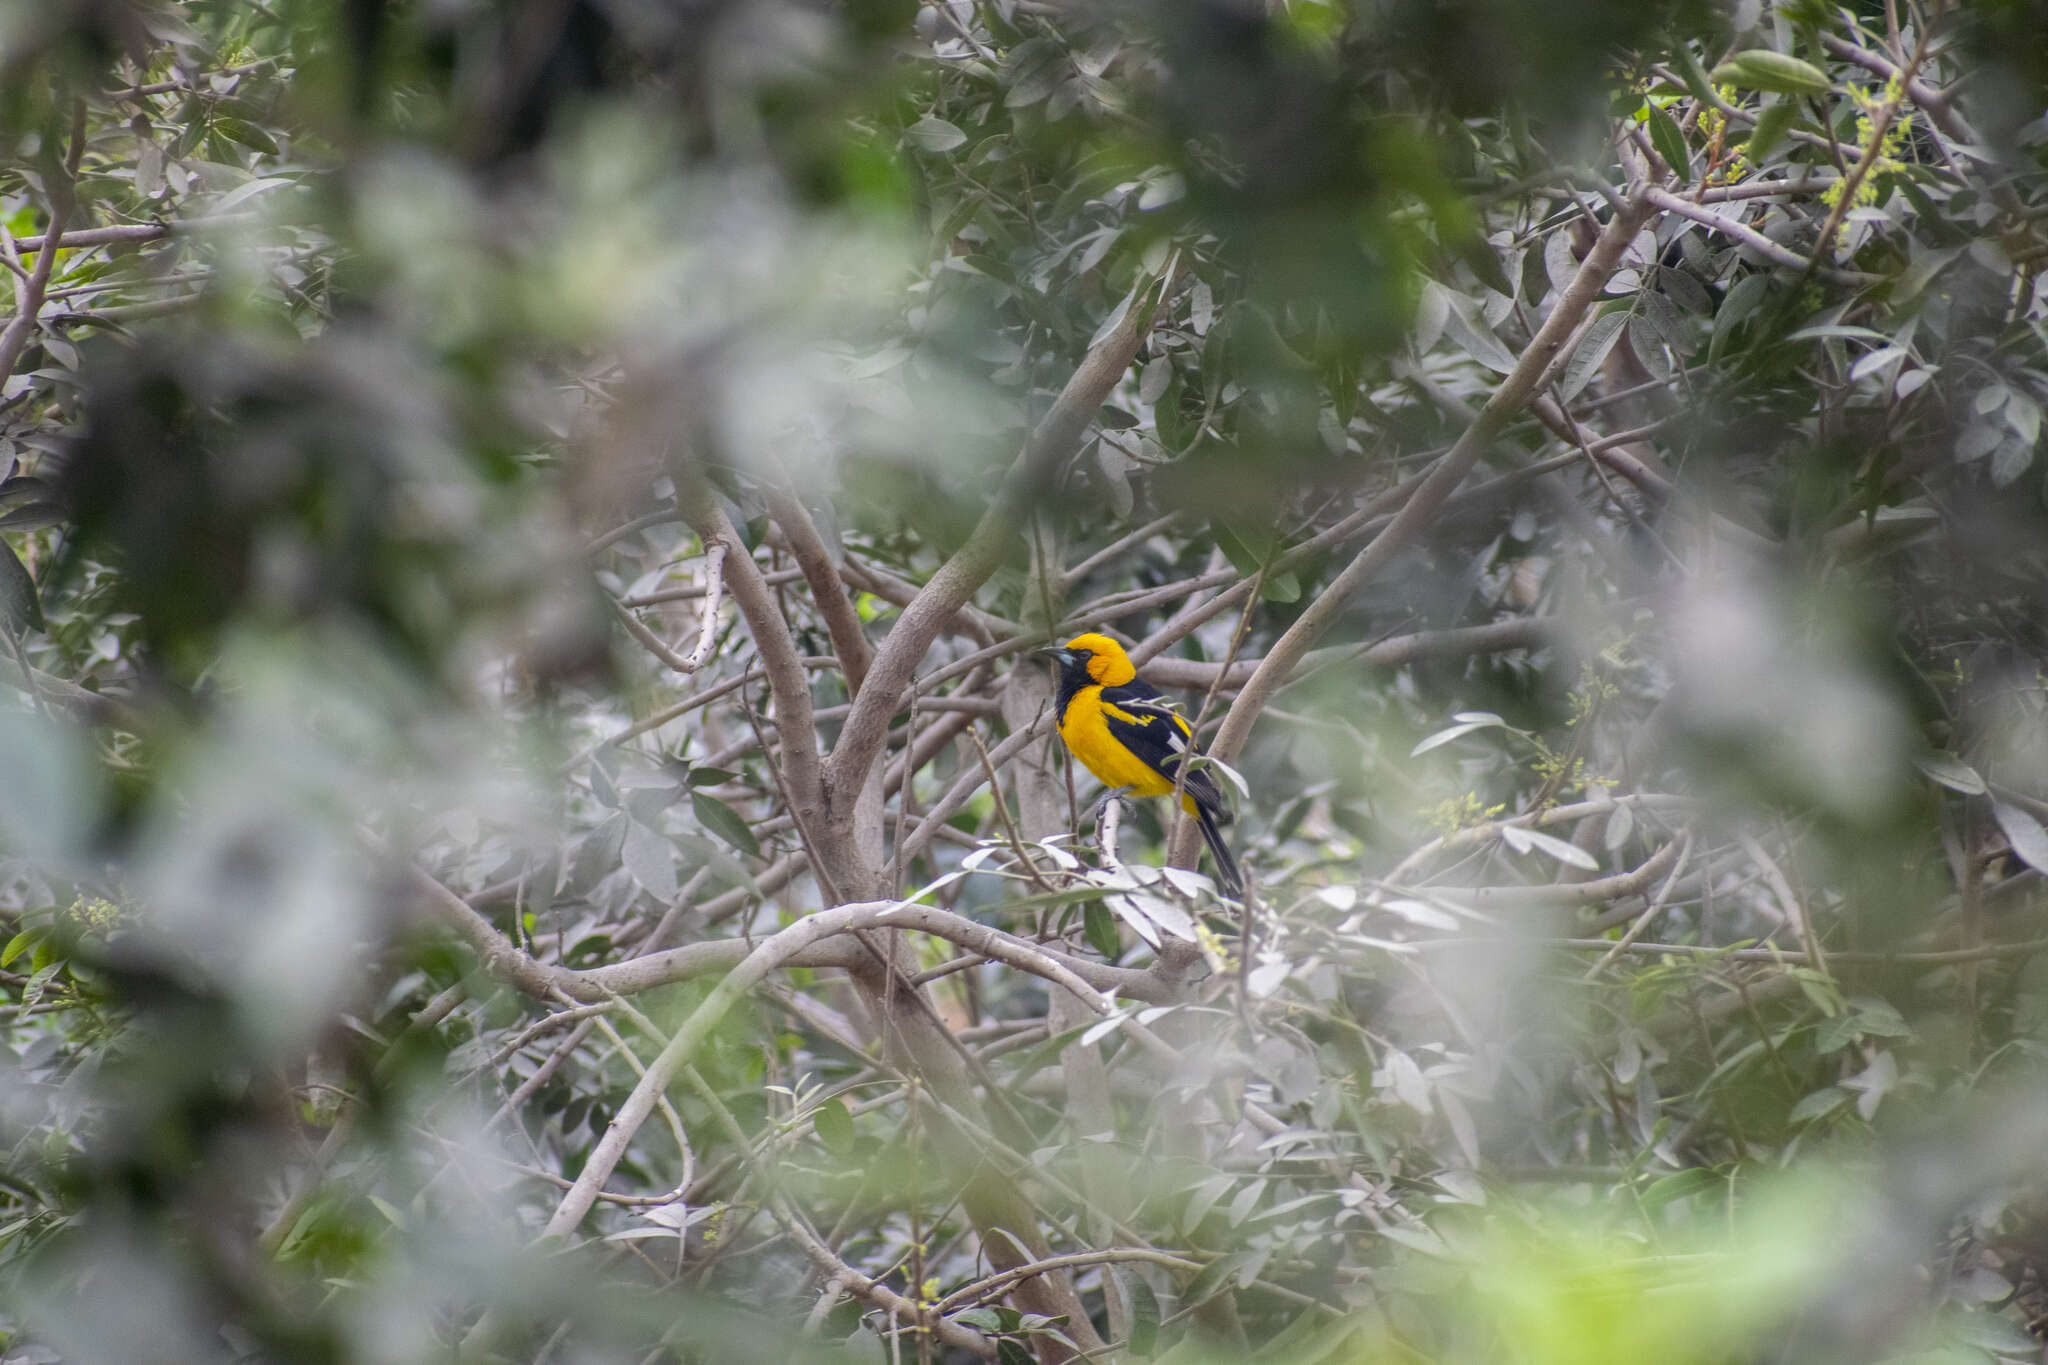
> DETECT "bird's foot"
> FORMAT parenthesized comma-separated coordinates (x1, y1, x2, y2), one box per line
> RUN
(1092, 788, 1132, 856)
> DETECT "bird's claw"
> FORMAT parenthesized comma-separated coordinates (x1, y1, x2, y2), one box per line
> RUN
(1092, 787, 1133, 823)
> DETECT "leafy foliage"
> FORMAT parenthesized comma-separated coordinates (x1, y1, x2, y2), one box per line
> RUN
(3, 2, 2048, 1363)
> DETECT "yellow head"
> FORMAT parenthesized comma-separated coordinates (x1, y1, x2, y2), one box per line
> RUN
(1040, 631, 1137, 687)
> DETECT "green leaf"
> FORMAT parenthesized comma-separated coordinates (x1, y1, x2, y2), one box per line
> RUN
(1455, 231, 1514, 298)
(685, 767, 739, 787)
(1646, 106, 1689, 184)
(1215, 517, 1279, 574)
(1259, 571, 1300, 603)
(0, 503, 64, 531)
(623, 819, 679, 900)
(1115, 1266, 1160, 1356)
(1709, 274, 1770, 363)
(0, 537, 44, 634)
(1711, 50, 1832, 96)
(212, 116, 279, 154)
(1084, 901, 1122, 961)
(565, 933, 613, 966)
(905, 115, 966, 153)
(1442, 292, 1517, 374)
(996, 1340, 1035, 1365)
(1557, 309, 1631, 402)
(208, 175, 294, 213)
(1785, 324, 1892, 343)
(1, 926, 44, 968)
(0, 475, 55, 509)
(814, 1097, 854, 1153)
(1846, 995, 1912, 1039)
(693, 791, 761, 859)
(1915, 752, 1986, 794)
(1991, 801, 2048, 874)
(1410, 711, 1507, 757)
(1000, 37, 1064, 109)
(1180, 1252, 1251, 1306)
(1638, 1167, 1720, 1212)
(1673, 44, 1722, 109)
(1788, 1086, 1853, 1123)
(1743, 99, 1799, 162)
(1500, 824, 1600, 870)
(19, 962, 58, 1011)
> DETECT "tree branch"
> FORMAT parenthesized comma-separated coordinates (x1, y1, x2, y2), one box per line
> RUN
(1205, 191, 1658, 769)
(670, 463, 829, 850)
(825, 267, 1180, 811)
(762, 474, 874, 693)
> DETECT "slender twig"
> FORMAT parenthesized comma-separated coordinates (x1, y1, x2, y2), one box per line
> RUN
(1738, 832, 1828, 978)
(1061, 512, 1181, 587)
(612, 543, 725, 675)
(1584, 833, 1694, 979)
(1539, 936, 2048, 966)
(933, 1248, 1205, 1315)
(105, 57, 278, 100)
(1804, 27, 1933, 271)
(1646, 186, 1882, 285)
(966, 727, 1060, 898)
(4, 213, 261, 258)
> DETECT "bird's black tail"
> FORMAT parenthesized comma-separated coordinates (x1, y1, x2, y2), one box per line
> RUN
(1195, 802, 1244, 902)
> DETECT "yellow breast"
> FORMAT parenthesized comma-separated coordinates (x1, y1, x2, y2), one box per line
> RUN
(1057, 685, 1177, 798)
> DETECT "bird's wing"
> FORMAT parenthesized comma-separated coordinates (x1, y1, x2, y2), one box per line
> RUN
(1096, 681, 1227, 812)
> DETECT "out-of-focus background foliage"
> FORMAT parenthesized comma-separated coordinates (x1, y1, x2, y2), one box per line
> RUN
(3, 0, 2048, 1361)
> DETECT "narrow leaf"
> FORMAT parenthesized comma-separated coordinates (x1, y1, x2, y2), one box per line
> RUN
(1083, 901, 1122, 961)
(1557, 310, 1631, 402)
(1914, 753, 1985, 795)
(212, 116, 280, 154)
(1711, 50, 1832, 96)
(1849, 345, 1908, 380)
(1991, 801, 2048, 873)
(1442, 293, 1517, 374)
(905, 115, 967, 153)
(0, 537, 45, 633)
(1515, 827, 1601, 870)
(209, 175, 294, 213)
(1743, 99, 1799, 162)
(1646, 106, 1689, 183)
(692, 792, 761, 859)
(622, 820, 679, 900)
(814, 1098, 854, 1153)
(1115, 1269, 1160, 1356)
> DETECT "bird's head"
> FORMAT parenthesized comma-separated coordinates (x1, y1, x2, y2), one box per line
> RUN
(1036, 631, 1136, 686)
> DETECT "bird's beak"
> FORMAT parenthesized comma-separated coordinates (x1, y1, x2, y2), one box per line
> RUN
(1036, 645, 1076, 666)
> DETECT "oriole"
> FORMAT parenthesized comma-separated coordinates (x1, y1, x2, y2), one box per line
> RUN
(1039, 632, 1243, 899)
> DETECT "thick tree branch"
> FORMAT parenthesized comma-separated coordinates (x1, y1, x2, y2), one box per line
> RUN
(0, 202, 64, 380)
(761, 473, 874, 693)
(670, 463, 829, 850)
(825, 269, 1179, 810)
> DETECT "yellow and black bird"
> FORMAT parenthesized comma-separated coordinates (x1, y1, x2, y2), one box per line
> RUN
(1039, 632, 1243, 900)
